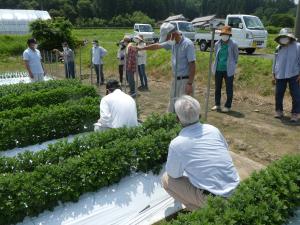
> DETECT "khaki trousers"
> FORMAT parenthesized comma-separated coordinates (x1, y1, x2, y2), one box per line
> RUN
(161, 173, 207, 211)
(168, 79, 195, 113)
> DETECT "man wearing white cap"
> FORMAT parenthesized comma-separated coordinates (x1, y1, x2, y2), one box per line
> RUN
(137, 23, 196, 112)
(273, 28, 300, 122)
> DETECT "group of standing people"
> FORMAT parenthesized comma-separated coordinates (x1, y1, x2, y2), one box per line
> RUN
(117, 34, 149, 97)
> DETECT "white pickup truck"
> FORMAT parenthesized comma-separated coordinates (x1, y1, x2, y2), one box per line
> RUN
(169, 21, 196, 42)
(133, 23, 159, 43)
(195, 14, 268, 54)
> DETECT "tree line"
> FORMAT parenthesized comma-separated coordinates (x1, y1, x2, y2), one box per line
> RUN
(1, 0, 297, 26)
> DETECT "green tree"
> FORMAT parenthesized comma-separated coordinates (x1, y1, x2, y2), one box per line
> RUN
(77, 0, 94, 18)
(30, 17, 77, 50)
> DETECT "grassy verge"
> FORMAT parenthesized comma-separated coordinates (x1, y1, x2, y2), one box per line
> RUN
(0, 29, 276, 97)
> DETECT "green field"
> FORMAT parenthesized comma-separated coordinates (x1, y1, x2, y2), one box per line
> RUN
(0, 29, 277, 96)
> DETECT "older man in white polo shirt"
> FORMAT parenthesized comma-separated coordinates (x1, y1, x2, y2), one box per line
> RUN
(94, 79, 138, 132)
(23, 38, 45, 82)
(162, 95, 240, 211)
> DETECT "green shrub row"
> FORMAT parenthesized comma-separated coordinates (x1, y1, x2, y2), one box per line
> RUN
(0, 79, 82, 98)
(163, 155, 300, 225)
(0, 125, 180, 225)
(0, 85, 98, 111)
(0, 114, 179, 173)
(0, 97, 99, 151)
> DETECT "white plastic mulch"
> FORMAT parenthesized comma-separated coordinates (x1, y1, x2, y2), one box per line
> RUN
(0, 75, 52, 86)
(18, 167, 183, 225)
(0, 134, 78, 158)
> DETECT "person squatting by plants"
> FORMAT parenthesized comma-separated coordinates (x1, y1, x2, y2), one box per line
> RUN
(94, 79, 138, 132)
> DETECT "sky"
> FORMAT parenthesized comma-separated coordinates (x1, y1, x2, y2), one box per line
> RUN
(296, 0, 298, 4)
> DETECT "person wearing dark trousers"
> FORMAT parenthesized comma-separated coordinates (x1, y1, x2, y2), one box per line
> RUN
(117, 40, 126, 84)
(54, 42, 75, 79)
(135, 35, 149, 91)
(92, 40, 107, 85)
(273, 28, 300, 122)
(212, 26, 239, 113)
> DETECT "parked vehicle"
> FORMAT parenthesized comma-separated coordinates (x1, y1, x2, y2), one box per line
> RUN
(133, 23, 159, 43)
(169, 21, 196, 41)
(195, 14, 268, 54)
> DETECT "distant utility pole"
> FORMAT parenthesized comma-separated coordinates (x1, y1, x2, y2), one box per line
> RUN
(295, 0, 300, 40)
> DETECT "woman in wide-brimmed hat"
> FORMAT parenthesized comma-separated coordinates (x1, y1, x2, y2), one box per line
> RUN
(212, 26, 239, 113)
(134, 35, 149, 91)
(272, 28, 300, 122)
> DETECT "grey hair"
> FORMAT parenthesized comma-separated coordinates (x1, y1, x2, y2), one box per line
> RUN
(175, 95, 201, 126)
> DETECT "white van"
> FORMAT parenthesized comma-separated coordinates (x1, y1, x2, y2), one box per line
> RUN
(133, 23, 158, 43)
(169, 21, 196, 41)
(195, 14, 268, 54)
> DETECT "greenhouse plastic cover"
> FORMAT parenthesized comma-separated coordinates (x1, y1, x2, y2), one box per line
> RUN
(0, 9, 51, 34)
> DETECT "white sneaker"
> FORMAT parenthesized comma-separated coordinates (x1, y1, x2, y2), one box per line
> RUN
(222, 107, 231, 113)
(211, 105, 221, 111)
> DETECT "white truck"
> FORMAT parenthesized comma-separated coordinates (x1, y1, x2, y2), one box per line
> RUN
(169, 21, 196, 42)
(195, 14, 268, 54)
(133, 23, 159, 43)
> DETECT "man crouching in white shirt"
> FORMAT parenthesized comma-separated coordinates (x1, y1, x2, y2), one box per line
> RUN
(162, 95, 240, 211)
(94, 79, 138, 132)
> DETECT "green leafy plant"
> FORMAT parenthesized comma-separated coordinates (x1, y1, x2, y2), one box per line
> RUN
(0, 115, 180, 225)
(0, 85, 97, 111)
(162, 155, 300, 225)
(0, 114, 179, 173)
(0, 79, 82, 98)
(0, 97, 99, 151)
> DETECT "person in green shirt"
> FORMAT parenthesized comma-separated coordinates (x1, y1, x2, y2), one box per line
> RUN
(212, 26, 239, 113)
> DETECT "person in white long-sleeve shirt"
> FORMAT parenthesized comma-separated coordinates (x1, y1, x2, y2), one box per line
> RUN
(162, 95, 240, 211)
(94, 79, 138, 132)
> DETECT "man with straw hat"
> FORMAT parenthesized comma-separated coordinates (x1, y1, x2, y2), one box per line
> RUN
(137, 22, 196, 113)
(273, 28, 300, 122)
(211, 25, 239, 113)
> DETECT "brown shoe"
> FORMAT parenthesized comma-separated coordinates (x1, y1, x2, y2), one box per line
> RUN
(290, 113, 299, 122)
(274, 111, 284, 119)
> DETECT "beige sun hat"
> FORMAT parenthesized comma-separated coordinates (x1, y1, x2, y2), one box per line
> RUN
(275, 28, 296, 44)
(134, 34, 144, 42)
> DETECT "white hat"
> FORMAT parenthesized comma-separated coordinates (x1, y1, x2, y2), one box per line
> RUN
(275, 28, 296, 43)
(159, 23, 176, 43)
(134, 35, 144, 42)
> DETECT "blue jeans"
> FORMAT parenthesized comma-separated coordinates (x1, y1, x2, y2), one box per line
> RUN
(138, 64, 148, 88)
(275, 75, 300, 114)
(127, 71, 136, 96)
(65, 61, 75, 79)
(215, 71, 234, 108)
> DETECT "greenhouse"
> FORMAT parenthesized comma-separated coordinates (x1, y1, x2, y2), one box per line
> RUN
(0, 9, 51, 34)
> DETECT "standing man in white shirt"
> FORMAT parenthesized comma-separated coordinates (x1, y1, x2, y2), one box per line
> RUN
(23, 38, 45, 82)
(94, 79, 138, 132)
(92, 40, 107, 85)
(162, 95, 240, 211)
